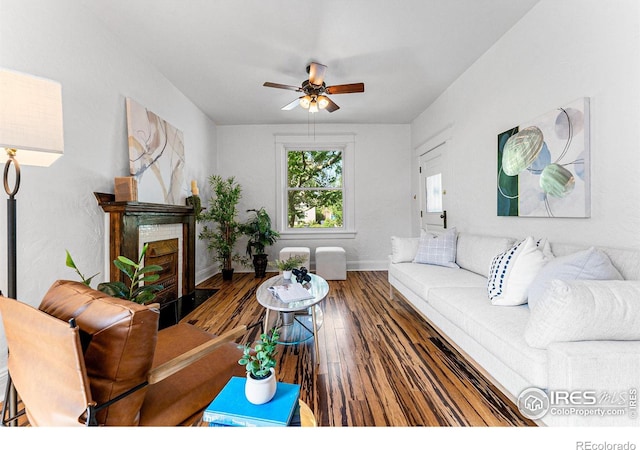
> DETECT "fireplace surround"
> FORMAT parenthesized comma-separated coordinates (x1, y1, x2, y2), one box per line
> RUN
(95, 192, 195, 305)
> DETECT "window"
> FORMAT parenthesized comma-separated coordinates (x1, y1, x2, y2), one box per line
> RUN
(276, 135, 355, 239)
(425, 173, 442, 213)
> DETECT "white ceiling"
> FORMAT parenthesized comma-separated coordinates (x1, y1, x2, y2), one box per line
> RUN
(80, 0, 540, 125)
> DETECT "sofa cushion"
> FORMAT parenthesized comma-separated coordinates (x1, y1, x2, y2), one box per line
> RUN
(38, 280, 159, 426)
(390, 236, 420, 263)
(525, 279, 640, 349)
(528, 247, 623, 310)
(413, 227, 459, 268)
(487, 237, 552, 306)
(389, 261, 486, 300)
(427, 287, 548, 389)
(455, 233, 515, 277)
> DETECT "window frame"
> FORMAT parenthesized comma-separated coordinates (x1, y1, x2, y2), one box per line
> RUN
(275, 134, 356, 239)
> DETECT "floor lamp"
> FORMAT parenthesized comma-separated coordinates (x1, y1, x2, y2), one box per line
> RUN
(0, 69, 64, 426)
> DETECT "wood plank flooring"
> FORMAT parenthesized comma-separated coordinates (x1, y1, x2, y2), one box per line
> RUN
(1, 271, 534, 427)
(191, 271, 535, 427)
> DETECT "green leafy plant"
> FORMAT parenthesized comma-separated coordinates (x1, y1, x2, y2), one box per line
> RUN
(239, 208, 279, 257)
(238, 327, 280, 380)
(97, 243, 164, 304)
(271, 255, 305, 271)
(198, 175, 249, 273)
(67, 245, 163, 304)
(65, 250, 99, 286)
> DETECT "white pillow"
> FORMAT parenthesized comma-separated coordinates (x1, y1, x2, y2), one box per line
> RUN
(413, 227, 459, 268)
(390, 236, 420, 263)
(487, 236, 552, 306)
(527, 247, 623, 310)
(525, 279, 640, 349)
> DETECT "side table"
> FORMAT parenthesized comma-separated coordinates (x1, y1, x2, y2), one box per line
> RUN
(256, 274, 329, 363)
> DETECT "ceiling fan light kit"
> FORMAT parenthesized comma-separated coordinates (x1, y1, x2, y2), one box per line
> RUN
(264, 62, 364, 114)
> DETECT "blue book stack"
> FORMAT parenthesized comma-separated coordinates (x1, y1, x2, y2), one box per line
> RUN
(203, 377, 301, 427)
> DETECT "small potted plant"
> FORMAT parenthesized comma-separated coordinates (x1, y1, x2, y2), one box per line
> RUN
(240, 207, 280, 278)
(238, 327, 280, 405)
(272, 255, 305, 280)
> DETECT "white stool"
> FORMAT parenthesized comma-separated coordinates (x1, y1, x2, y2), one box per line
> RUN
(315, 247, 347, 280)
(278, 247, 310, 270)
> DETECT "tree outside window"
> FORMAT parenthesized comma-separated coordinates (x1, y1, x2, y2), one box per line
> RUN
(287, 149, 343, 228)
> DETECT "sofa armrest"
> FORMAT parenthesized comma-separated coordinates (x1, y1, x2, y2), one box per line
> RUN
(546, 341, 640, 425)
(548, 340, 640, 389)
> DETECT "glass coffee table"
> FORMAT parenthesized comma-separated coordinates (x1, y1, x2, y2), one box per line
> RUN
(256, 273, 329, 362)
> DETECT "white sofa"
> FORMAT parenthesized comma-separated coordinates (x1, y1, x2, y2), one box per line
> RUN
(388, 231, 640, 427)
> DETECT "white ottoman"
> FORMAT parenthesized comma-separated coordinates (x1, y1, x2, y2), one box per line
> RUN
(315, 247, 347, 280)
(278, 247, 310, 270)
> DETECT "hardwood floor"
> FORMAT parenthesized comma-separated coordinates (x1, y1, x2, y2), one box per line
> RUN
(0, 271, 533, 428)
(191, 271, 535, 427)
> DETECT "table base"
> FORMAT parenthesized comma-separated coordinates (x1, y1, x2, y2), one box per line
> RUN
(265, 306, 323, 345)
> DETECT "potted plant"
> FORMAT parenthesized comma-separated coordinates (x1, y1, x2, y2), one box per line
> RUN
(238, 327, 280, 404)
(272, 255, 305, 280)
(198, 175, 248, 281)
(65, 243, 163, 304)
(240, 208, 280, 278)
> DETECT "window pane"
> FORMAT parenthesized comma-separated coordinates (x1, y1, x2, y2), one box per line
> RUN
(288, 150, 342, 188)
(287, 190, 343, 228)
(426, 173, 442, 212)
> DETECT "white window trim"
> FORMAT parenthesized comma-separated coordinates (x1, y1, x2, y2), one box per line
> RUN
(275, 134, 356, 239)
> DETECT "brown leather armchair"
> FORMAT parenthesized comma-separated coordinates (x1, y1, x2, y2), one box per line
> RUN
(0, 280, 247, 426)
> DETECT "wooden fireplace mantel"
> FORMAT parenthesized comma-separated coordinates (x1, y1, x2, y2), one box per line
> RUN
(94, 192, 196, 298)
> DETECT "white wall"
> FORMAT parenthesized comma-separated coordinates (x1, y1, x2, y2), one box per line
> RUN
(411, 0, 640, 250)
(0, 0, 218, 397)
(214, 123, 412, 273)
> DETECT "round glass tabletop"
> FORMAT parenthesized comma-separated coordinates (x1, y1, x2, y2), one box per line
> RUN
(256, 274, 329, 345)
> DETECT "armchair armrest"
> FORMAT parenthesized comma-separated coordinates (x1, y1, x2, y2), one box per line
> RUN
(147, 324, 246, 384)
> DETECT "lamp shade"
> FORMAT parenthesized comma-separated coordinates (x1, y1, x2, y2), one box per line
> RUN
(0, 69, 64, 167)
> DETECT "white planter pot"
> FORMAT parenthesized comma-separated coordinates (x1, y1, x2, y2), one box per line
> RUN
(282, 270, 292, 280)
(245, 368, 277, 405)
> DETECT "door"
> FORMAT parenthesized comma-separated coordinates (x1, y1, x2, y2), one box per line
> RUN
(419, 144, 447, 231)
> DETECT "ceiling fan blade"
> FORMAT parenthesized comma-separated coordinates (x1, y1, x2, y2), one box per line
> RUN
(264, 82, 302, 91)
(281, 98, 300, 111)
(308, 62, 327, 86)
(325, 83, 365, 95)
(324, 97, 340, 113)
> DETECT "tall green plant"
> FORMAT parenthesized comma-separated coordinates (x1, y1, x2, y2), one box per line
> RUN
(198, 175, 248, 271)
(240, 207, 279, 257)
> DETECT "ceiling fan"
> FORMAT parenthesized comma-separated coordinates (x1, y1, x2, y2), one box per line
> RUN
(263, 62, 364, 113)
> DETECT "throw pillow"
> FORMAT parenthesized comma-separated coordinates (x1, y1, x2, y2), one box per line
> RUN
(390, 236, 421, 264)
(527, 247, 623, 310)
(487, 236, 552, 306)
(413, 227, 459, 268)
(524, 279, 640, 349)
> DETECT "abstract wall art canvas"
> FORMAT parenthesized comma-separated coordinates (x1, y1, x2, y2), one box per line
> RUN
(126, 98, 185, 205)
(497, 97, 590, 218)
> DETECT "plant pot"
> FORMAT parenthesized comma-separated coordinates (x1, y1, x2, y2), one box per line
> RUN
(222, 268, 234, 281)
(253, 254, 269, 278)
(245, 368, 277, 405)
(282, 270, 292, 280)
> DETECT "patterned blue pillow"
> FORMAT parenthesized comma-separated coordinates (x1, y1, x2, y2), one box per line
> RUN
(413, 228, 459, 268)
(487, 237, 552, 306)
